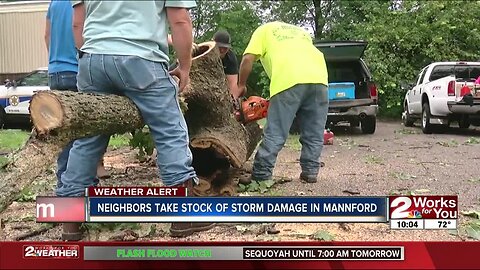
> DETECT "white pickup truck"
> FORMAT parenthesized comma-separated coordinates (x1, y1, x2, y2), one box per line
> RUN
(403, 62, 480, 133)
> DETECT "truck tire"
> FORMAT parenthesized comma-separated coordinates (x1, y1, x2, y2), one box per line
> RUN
(421, 102, 434, 134)
(0, 106, 5, 129)
(403, 104, 415, 127)
(361, 116, 376, 134)
(458, 116, 470, 129)
(350, 120, 360, 128)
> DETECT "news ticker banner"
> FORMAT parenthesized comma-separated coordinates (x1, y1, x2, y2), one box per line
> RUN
(2, 242, 479, 269)
(85, 246, 404, 260)
(35, 187, 457, 228)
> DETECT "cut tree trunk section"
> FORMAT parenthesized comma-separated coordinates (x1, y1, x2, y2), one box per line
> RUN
(0, 41, 262, 212)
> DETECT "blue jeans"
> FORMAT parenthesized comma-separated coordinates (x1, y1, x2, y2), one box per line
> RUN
(48, 71, 78, 190)
(252, 83, 329, 180)
(56, 54, 196, 197)
(48, 71, 77, 91)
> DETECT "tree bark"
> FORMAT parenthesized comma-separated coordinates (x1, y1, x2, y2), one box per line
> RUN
(30, 90, 145, 143)
(0, 41, 262, 212)
(0, 138, 60, 212)
(186, 41, 262, 168)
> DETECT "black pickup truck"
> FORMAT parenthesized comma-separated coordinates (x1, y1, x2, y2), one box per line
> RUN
(291, 41, 379, 134)
(319, 41, 378, 134)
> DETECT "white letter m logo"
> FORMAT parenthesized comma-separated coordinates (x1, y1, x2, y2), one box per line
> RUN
(36, 203, 55, 218)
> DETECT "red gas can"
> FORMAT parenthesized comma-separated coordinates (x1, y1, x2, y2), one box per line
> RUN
(324, 130, 334, 145)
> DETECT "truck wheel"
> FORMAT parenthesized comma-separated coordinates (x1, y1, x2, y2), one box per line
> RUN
(402, 104, 415, 127)
(350, 120, 360, 128)
(0, 106, 5, 129)
(361, 116, 376, 134)
(459, 116, 470, 129)
(421, 103, 434, 134)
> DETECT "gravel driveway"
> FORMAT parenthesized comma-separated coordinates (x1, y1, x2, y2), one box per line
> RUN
(1, 120, 478, 241)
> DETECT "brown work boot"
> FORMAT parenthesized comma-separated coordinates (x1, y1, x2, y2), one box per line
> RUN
(238, 174, 252, 185)
(170, 178, 215, 238)
(62, 223, 83, 241)
(300, 172, 318, 183)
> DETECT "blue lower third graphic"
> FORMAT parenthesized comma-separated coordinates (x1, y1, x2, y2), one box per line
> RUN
(87, 197, 388, 223)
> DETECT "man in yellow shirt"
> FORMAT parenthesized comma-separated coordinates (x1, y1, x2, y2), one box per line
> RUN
(238, 21, 329, 183)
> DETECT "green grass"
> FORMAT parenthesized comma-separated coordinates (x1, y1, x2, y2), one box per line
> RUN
(108, 134, 132, 149)
(285, 134, 301, 150)
(0, 156, 9, 168)
(0, 129, 29, 169)
(0, 130, 131, 169)
(0, 129, 30, 152)
(0, 130, 131, 153)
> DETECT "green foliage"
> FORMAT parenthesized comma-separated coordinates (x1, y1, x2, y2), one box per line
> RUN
(253, 1, 480, 116)
(108, 134, 132, 149)
(364, 155, 384, 165)
(187, 0, 480, 117)
(256, 0, 337, 39)
(330, 1, 480, 116)
(311, 230, 335, 241)
(464, 137, 480, 145)
(0, 156, 8, 170)
(461, 211, 480, 219)
(238, 179, 275, 193)
(16, 188, 36, 202)
(129, 128, 155, 162)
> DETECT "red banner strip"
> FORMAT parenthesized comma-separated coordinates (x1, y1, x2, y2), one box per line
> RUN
(0, 241, 478, 269)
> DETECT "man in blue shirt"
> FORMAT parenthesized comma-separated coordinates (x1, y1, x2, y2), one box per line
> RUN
(44, 0, 108, 240)
(45, 0, 77, 90)
(44, 0, 80, 193)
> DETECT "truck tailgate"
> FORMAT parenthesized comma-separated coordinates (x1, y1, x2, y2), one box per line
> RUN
(455, 82, 480, 101)
(328, 98, 375, 110)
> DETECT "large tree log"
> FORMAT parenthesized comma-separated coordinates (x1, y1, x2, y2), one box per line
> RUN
(0, 93, 146, 212)
(0, 41, 262, 212)
(186, 42, 261, 168)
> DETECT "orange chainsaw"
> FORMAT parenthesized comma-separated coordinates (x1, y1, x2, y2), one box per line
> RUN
(233, 96, 270, 124)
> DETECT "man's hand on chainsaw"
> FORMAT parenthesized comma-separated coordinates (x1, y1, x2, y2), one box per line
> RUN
(237, 84, 247, 98)
(233, 96, 269, 124)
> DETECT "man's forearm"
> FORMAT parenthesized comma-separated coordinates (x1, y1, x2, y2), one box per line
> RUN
(167, 7, 193, 71)
(72, 3, 85, 49)
(170, 22, 193, 70)
(226, 75, 240, 97)
(238, 55, 255, 86)
(44, 20, 50, 52)
(44, 35, 50, 52)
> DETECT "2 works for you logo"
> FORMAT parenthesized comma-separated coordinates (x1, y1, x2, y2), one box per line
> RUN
(389, 196, 458, 219)
(23, 245, 79, 259)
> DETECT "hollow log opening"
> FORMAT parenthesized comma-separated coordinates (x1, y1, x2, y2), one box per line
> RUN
(190, 146, 230, 190)
(192, 43, 214, 59)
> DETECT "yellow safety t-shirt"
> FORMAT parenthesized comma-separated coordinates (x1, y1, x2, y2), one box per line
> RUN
(243, 21, 328, 97)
